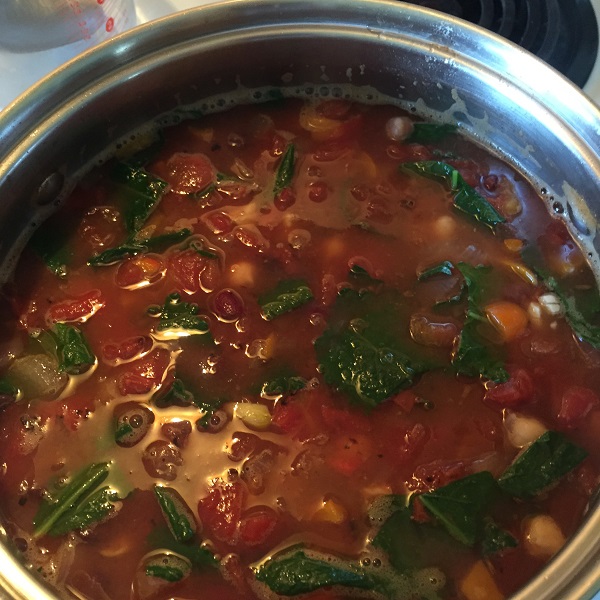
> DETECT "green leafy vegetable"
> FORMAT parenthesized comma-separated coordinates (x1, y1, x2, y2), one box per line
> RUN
(452, 263, 508, 383)
(481, 520, 518, 556)
(0, 379, 18, 399)
(498, 430, 587, 499)
(349, 264, 383, 284)
(146, 526, 218, 570)
(88, 228, 191, 266)
(112, 162, 168, 234)
(419, 471, 498, 547)
(33, 462, 111, 538)
(144, 553, 192, 582)
(29, 224, 71, 277)
(316, 326, 422, 409)
(273, 143, 296, 197)
(542, 275, 600, 349)
(148, 292, 210, 335)
(401, 161, 504, 229)
(195, 397, 227, 429)
(189, 238, 219, 259)
(255, 549, 375, 596)
(155, 378, 195, 408)
(49, 486, 119, 536)
(418, 261, 454, 281)
(259, 280, 313, 320)
(261, 375, 307, 399)
(53, 323, 96, 374)
(154, 486, 196, 543)
(406, 123, 457, 144)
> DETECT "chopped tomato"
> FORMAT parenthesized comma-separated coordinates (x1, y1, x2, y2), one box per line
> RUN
(115, 255, 164, 289)
(117, 348, 170, 396)
(272, 399, 305, 435)
(321, 402, 371, 434)
(162, 152, 216, 195)
(198, 479, 247, 544)
(557, 386, 599, 429)
(202, 210, 234, 235)
(408, 459, 468, 493)
(393, 390, 417, 413)
(102, 335, 152, 362)
(411, 496, 432, 524)
(168, 248, 213, 294)
(239, 506, 278, 547)
(46, 289, 104, 323)
(484, 367, 534, 408)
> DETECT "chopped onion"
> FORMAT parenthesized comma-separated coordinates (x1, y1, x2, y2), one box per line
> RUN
(7, 354, 67, 400)
(523, 514, 565, 558)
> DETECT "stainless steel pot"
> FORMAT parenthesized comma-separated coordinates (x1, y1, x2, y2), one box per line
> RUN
(0, 1, 600, 598)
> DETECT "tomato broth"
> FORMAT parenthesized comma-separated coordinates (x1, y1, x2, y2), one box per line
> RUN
(0, 97, 599, 600)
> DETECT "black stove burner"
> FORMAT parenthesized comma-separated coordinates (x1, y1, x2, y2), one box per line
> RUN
(406, 0, 599, 87)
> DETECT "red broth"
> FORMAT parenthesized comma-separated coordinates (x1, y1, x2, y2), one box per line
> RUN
(0, 98, 599, 600)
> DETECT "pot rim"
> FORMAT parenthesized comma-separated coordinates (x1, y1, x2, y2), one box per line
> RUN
(0, 2, 599, 599)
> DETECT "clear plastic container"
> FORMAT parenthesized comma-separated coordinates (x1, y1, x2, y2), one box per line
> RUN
(0, 0, 136, 52)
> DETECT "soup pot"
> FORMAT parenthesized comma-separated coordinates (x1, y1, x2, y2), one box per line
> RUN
(0, 1, 599, 598)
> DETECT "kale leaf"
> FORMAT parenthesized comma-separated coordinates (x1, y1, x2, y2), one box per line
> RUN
(481, 520, 518, 556)
(452, 263, 508, 383)
(498, 430, 587, 499)
(53, 323, 96, 375)
(401, 161, 504, 229)
(273, 143, 296, 197)
(261, 375, 307, 399)
(88, 228, 191, 266)
(33, 463, 112, 538)
(419, 471, 498, 547)
(112, 162, 168, 234)
(148, 292, 209, 335)
(154, 485, 197, 543)
(255, 549, 375, 596)
(259, 280, 313, 320)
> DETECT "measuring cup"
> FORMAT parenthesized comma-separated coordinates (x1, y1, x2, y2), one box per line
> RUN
(0, 0, 136, 52)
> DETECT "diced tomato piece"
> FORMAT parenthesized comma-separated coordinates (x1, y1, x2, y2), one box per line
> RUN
(409, 459, 468, 493)
(102, 335, 152, 362)
(484, 367, 534, 408)
(163, 152, 216, 195)
(168, 248, 207, 294)
(202, 211, 234, 235)
(117, 348, 170, 396)
(557, 386, 599, 429)
(272, 400, 305, 435)
(274, 187, 296, 212)
(115, 255, 164, 289)
(238, 506, 278, 547)
(198, 480, 247, 544)
(411, 496, 432, 524)
(46, 289, 104, 323)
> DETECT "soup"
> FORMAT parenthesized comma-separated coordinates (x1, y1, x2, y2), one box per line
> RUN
(0, 97, 598, 600)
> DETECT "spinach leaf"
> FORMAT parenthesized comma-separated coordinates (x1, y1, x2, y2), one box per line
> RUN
(349, 264, 383, 284)
(88, 228, 191, 266)
(541, 275, 600, 349)
(255, 549, 375, 596)
(145, 553, 192, 582)
(195, 397, 227, 429)
(273, 143, 296, 197)
(146, 526, 218, 570)
(406, 123, 457, 144)
(316, 326, 423, 408)
(148, 292, 210, 335)
(0, 379, 18, 399)
(112, 162, 168, 234)
(418, 261, 454, 281)
(261, 375, 307, 399)
(498, 430, 587, 499)
(452, 263, 508, 383)
(259, 280, 313, 320)
(419, 471, 498, 547)
(401, 161, 504, 229)
(33, 462, 110, 538)
(29, 224, 70, 278)
(53, 323, 95, 375)
(481, 520, 518, 556)
(189, 238, 219, 260)
(154, 378, 195, 408)
(154, 486, 197, 543)
(49, 486, 119, 536)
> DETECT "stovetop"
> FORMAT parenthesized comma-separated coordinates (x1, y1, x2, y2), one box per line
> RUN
(0, 0, 599, 110)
